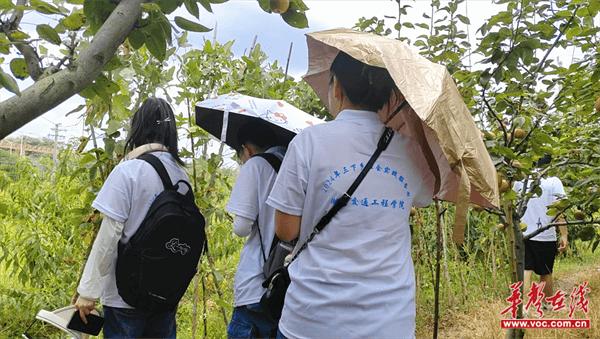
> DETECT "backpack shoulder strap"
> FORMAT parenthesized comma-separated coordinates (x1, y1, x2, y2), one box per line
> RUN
(252, 153, 282, 173)
(251, 152, 282, 264)
(138, 153, 174, 190)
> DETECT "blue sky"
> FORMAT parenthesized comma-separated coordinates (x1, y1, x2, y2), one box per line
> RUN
(4, 0, 505, 140)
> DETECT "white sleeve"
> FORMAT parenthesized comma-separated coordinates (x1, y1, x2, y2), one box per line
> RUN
(92, 163, 133, 223)
(77, 216, 124, 300)
(233, 215, 255, 237)
(226, 159, 261, 220)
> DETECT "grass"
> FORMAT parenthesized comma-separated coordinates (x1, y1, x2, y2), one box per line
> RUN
(418, 245, 600, 339)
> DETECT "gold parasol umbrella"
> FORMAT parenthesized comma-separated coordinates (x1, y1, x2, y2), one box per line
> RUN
(304, 28, 499, 244)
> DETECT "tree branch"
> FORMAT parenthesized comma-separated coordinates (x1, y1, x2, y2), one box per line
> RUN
(9, 0, 26, 29)
(0, 0, 144, 140)
(532, 5, 580, 76)
(514, 115, 543, 155)
(482, 94, 509, 143)
(2, 0, 43, 80)
(524, 220, 600, 240)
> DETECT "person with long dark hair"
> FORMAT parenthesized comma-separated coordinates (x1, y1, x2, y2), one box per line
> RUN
(266, 52, 435, 338)
(74, 97, 188, 338)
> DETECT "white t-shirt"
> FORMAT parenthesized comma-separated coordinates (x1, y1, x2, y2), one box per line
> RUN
(266, 109, 435, 339)
(91, 151, 189, 308)
(514, 176, 566, 242)
(226, 146, 286, 307)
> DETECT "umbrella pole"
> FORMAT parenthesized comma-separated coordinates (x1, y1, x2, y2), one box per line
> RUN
(284, 42, 293, 80)
(433, 200, 443, 339)
(188, 98, 202, 339)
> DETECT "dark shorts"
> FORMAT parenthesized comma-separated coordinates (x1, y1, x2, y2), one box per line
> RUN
(524, 239, 557, 275)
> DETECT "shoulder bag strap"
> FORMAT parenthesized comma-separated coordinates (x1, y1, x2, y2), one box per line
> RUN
(287, 127, 395, 265)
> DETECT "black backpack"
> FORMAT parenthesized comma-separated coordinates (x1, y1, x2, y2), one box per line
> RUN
(116, 153, 207, 311)
(252, 153, 295, 280)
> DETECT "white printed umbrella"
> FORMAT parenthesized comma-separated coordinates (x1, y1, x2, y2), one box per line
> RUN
(195, 92, 324, 151)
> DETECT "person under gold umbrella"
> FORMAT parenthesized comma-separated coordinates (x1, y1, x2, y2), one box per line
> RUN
(265, 29, 499, 338)
(267, 51, 435, 338)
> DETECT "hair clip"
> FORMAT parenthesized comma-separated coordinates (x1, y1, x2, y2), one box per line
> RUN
(156, 117, 171, 125)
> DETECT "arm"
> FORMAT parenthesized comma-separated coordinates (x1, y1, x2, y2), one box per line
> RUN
(275, 210, 301, 242)
(75, 216, 124, 323)
(557, 215, 568, 253)
(226, 159, 261, 235)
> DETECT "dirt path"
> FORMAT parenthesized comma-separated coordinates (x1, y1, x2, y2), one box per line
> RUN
(421, 264, 600, 339)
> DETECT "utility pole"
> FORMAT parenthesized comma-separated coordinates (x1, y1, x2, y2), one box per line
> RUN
(49, 123, 66, 167)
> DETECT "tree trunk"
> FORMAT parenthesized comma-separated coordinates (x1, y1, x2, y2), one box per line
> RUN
(505, 203, 525, 339)
(0, 0, 144, 139)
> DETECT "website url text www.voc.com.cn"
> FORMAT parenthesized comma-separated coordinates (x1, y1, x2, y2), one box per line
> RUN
(501, 319, 591, 329)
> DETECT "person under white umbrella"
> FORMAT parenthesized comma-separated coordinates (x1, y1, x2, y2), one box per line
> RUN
(196, 94, 322, 337)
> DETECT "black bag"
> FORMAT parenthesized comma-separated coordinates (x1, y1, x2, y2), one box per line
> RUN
(116, 154, 207, 312)
(259, 127, 395, 321)
(252, 153, 296, 280)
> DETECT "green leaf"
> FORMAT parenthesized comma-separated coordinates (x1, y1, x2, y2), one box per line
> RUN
(36, 24, 61, 45)
(556, 10, 572, 17)
(141, 2, 161, 12)
(457, 14, 470, 25)
(0, 0, 14, 10)
(592, 238, 600, 253)
(104, 56, 123, 71)
(0, 69, 20, 95)
(79, 86, 96, 99)
(281, 10, 308, 28)
(145, 25, 167, 60)
(156, 0, 183, 14)
(177, 31, 189, 47)
(479, 69, 492, 86)
(128, 29, 145, 50)
(198, 0, 212, 13)
(289, 0, 309, 11)
(62, 11, 86, 30)
(174, 16, 212, 32)
(513, 116, 525, 128)
(30, 0, 62, 14)
(9, 58, 28, 80)
(258, 0, 270, 12)
(9, 30, 30, 40)
(83, 0, 116, 33)
(503, 190, 517, 201)
(590, 0, 600, 16)
(156, 13, 173, 45)
(184, 0, 200, 17)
